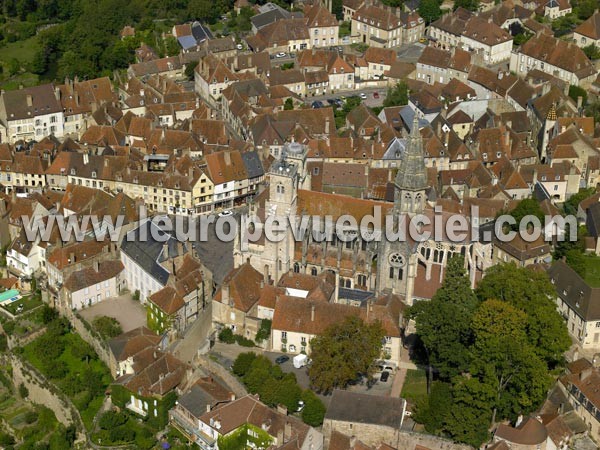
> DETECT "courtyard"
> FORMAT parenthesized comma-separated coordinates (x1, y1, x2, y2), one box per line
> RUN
(78, 295, 147, 333)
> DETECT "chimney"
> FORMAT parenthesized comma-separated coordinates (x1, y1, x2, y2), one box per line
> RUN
(26, 94, 33, 107)
(69, 252, 75, 264)
(515, 414, 524, 427)
(163, 242, 169, 260)
(577, 95, 583, 110)
(260, 280, 264, 289)
(580, 368, 593, 381)
(188, 167, 194, 180)
(93, 260, 100, 272)
(277, 429, 284, 444)
(222, 282, 230, 305)
(277, 404, 288, 415)
(224, 152, 231, 165)
(0, 199, 5, 216)
(311, 304, 315, 321)
(104, 158, 108, 168)
(396, 6, 401, 17)
(83, 153, 89, 165)
(54, 86, 61, 101)
(325, 117, 330, 134)
(284, 422, 292, 440)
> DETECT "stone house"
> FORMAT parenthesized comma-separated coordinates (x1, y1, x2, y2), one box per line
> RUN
(62, 259, 125, 310)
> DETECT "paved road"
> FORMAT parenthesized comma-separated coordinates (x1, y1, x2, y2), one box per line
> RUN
(173, 301, 213, 364)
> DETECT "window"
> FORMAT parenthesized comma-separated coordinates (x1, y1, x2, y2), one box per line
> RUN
(313, 167, 319, 175)
(281, 331, 287, 340)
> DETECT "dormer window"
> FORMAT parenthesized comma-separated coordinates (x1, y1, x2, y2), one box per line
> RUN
(91, 171, 97, 179)
(496, 152, 501, 158)
(70, 168, 76, 175)
(541, 175, 547, 181)
(482, 153, 488, 160)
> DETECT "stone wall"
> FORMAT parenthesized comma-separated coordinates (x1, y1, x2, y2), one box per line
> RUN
(68, 311, 117, 377)
(323, 419, 472, 450)
(196, 354, 247, 399)
(9, 355, 76, 427)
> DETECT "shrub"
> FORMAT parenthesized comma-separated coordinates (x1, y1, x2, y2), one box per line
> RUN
(218, 327, 235, 344)
(18, 383, 28, 399)
(301, 390, 326, 426)
(24, 410, 38, 424)
(92, 316, 122, 339)
(255, 319, 271, 343)
(232, 352, 257, 377)
(235, 335, 255, 347)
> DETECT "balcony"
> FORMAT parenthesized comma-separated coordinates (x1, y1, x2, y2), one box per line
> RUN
(170, 409, 217, 450)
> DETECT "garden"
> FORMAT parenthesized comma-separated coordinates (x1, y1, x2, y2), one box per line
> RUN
(21, 315, 112, 430)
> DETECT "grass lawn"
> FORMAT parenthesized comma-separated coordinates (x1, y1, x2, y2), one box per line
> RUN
(2, 295, 43, 316)
(0, 35, 40, 65)
(23, 331, 112, 431)
(582, 254, 600, 287)
(401, 369, 428, 405)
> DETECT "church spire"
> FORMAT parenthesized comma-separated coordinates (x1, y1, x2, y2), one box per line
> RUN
(395, 113, 427, 193)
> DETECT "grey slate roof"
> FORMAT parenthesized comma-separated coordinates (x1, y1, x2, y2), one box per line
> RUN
(178, 385, 214, 417)
(251, 8, 291, 30)
(586, 202, 600, 238)
(547, 260, 600, 321)
(395, 114, 428, 192)
(191, 22, 213, 43)
(178, 35, 198, 50)
(325, 390, 406, 428)
(241, 151, 264, 179)
(120, 219, 187, 286)
(2, 84, 62, 121)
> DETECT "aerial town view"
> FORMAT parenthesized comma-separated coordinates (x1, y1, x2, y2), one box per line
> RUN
(1, 0, 600, 448)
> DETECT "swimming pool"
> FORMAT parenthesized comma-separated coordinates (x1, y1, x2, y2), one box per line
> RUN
(0, 289, 21, 304)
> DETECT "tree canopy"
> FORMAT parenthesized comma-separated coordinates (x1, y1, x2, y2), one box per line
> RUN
(383, 81, 409, 108)
(308, 316, 384, 393)
(410, 262, 569, 446)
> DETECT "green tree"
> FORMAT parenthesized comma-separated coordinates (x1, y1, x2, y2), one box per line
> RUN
(284, 98, 294, 110)
(18, 383, 28, 399)
(308, 316, 384, 393)
(508, 198, 545, 230)
(92, 316, 123, 339)
(583, 44, 600, 60)
(383, 81, 409, 108)
(445, 377, 493, 446)
(185, 61, 199, 80)
(576, 0, 596, 19)
(409, 255, 479, 379)
(453, 0, 479, 10)
(470, 300, 551, 424)
(232, 352, 257, 376)
(569, 84, 588, 106)
(164, 36, 180, 56)
(419, 0, 442, 23)
(475, 263, 570, 367)
(566, 248, 586, 277)
(301, 390, 326, 426)
(414, 381, 453, 433)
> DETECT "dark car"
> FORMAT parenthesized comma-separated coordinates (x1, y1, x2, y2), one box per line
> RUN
(311, 100, 324, 109)
(326, 98, 336, 105)
(380, 371, 390, 382)
(275, 355, 290, 364)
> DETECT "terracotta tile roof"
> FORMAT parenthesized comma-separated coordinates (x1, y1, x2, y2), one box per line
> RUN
(518, 33, 596, 80)
(495, 417, 548, 446)
(200, 394, 311, 441)
(119, 350, 188, 397)
(47, 240, 111, 270)
(574, 11, 600, 40)
(108, 326, 161, 362)
(214, 262, 263, 312)
(304, 4, 338, 27)
(353, 4, 401, 30)
(462, 16, 512, 45)
(63, 260, 124, 292)
(364, 47, 397, 66)
(148, 286, 185, 315)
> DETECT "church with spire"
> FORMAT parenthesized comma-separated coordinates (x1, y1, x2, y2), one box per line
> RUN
(235, 115, 480, 306)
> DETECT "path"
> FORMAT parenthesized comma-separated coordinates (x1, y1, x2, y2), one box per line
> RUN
(172, 302, 213, 364)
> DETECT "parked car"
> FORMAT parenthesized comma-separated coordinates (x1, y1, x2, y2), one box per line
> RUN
(326, 98, 336, 105)
(275, 355, 290, 364)
(380, 371, 390, 382)
(419, 37, 428, 44)
(373, 91, 379, 99)
(236, 43, 243, 50)
(296, 400, 305, 412)
(218, 210, 233, 217)
(276, 52, 286, 58)
(360, 93, 367, 99)
(311, 100, 324, 109)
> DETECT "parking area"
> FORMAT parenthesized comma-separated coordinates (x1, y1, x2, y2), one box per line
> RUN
(78, 294, 147, 332)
